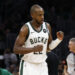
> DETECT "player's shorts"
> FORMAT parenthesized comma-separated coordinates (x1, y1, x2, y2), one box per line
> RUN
(19, 60, 48, 75)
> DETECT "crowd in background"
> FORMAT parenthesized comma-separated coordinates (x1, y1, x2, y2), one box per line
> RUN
(0, 0, 75, 75)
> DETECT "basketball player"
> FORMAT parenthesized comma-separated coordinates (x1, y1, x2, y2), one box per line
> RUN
(64, 38, 75, 75)
(13, 4, 64, 75)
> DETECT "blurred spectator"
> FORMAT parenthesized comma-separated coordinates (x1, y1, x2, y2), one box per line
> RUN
(4, 48, 18, 70)
(9, 64, 19, 75)
(58, 61, 64, 75)
(0, 55, 12, 75)
(0, 68, 12, 75)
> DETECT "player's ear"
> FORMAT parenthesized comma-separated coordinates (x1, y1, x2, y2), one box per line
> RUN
(31, 13, 35, 19)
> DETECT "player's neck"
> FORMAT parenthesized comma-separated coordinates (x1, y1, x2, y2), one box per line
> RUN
(72, 51, 75, 55)
(73, 51, 75, 54)
(31, 20, 41, 28)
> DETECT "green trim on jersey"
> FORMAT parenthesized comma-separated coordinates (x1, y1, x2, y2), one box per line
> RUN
(19, 55, 24, 59)
(45, 22, 50, 36)
(30, 21, 43, 33)
(20, 60, 24, 75)
(45, 22, 47, 29)
(25, 24, 30, 42)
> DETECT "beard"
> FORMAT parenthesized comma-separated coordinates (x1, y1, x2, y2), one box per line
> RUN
(35, 20, 43, 25)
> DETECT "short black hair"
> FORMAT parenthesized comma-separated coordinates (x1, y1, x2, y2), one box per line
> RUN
(30, 4, 43, 14)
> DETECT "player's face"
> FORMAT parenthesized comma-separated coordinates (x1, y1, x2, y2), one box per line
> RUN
(32, 8, 44, 25)
(68, 41, 75, 53)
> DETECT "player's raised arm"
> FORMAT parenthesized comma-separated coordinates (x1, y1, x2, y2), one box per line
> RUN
(46, 23, 64, 52)
(13, 24, 43, 54)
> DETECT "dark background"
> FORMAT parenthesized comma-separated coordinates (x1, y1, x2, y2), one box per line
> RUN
(0, 0, 75, 67)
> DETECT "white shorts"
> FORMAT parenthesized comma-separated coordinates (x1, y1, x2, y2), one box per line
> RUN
(19, 60, 48, 75)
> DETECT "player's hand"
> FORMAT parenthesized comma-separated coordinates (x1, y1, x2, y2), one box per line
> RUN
(33, 45, 43, 52)
(56, 31, 64, 40)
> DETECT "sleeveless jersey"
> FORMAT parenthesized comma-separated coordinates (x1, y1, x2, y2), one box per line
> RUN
(21, 22, 49, 63)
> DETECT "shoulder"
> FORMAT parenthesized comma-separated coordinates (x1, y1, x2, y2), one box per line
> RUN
(19, 23, 29, 36)
(44, 22, 51, 32)
(44, 22, 51, 27)
(20, 24, 28, 32)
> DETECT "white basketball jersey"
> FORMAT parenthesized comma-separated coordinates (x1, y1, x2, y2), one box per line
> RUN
(21, 22, 49, 63)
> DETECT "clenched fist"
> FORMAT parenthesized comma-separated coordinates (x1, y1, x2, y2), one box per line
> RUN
(56, 31, 64, 40)
(33, 45, 43, 52)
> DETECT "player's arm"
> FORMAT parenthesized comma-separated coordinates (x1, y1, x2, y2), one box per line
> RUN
(63, 61, 69, 75)
(13, 25, 43, 54)
(46, 23, 64, 52)
(46, 23, 52, 52)
(49, 31, 64, 50)
(63, 65, 68, 75)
